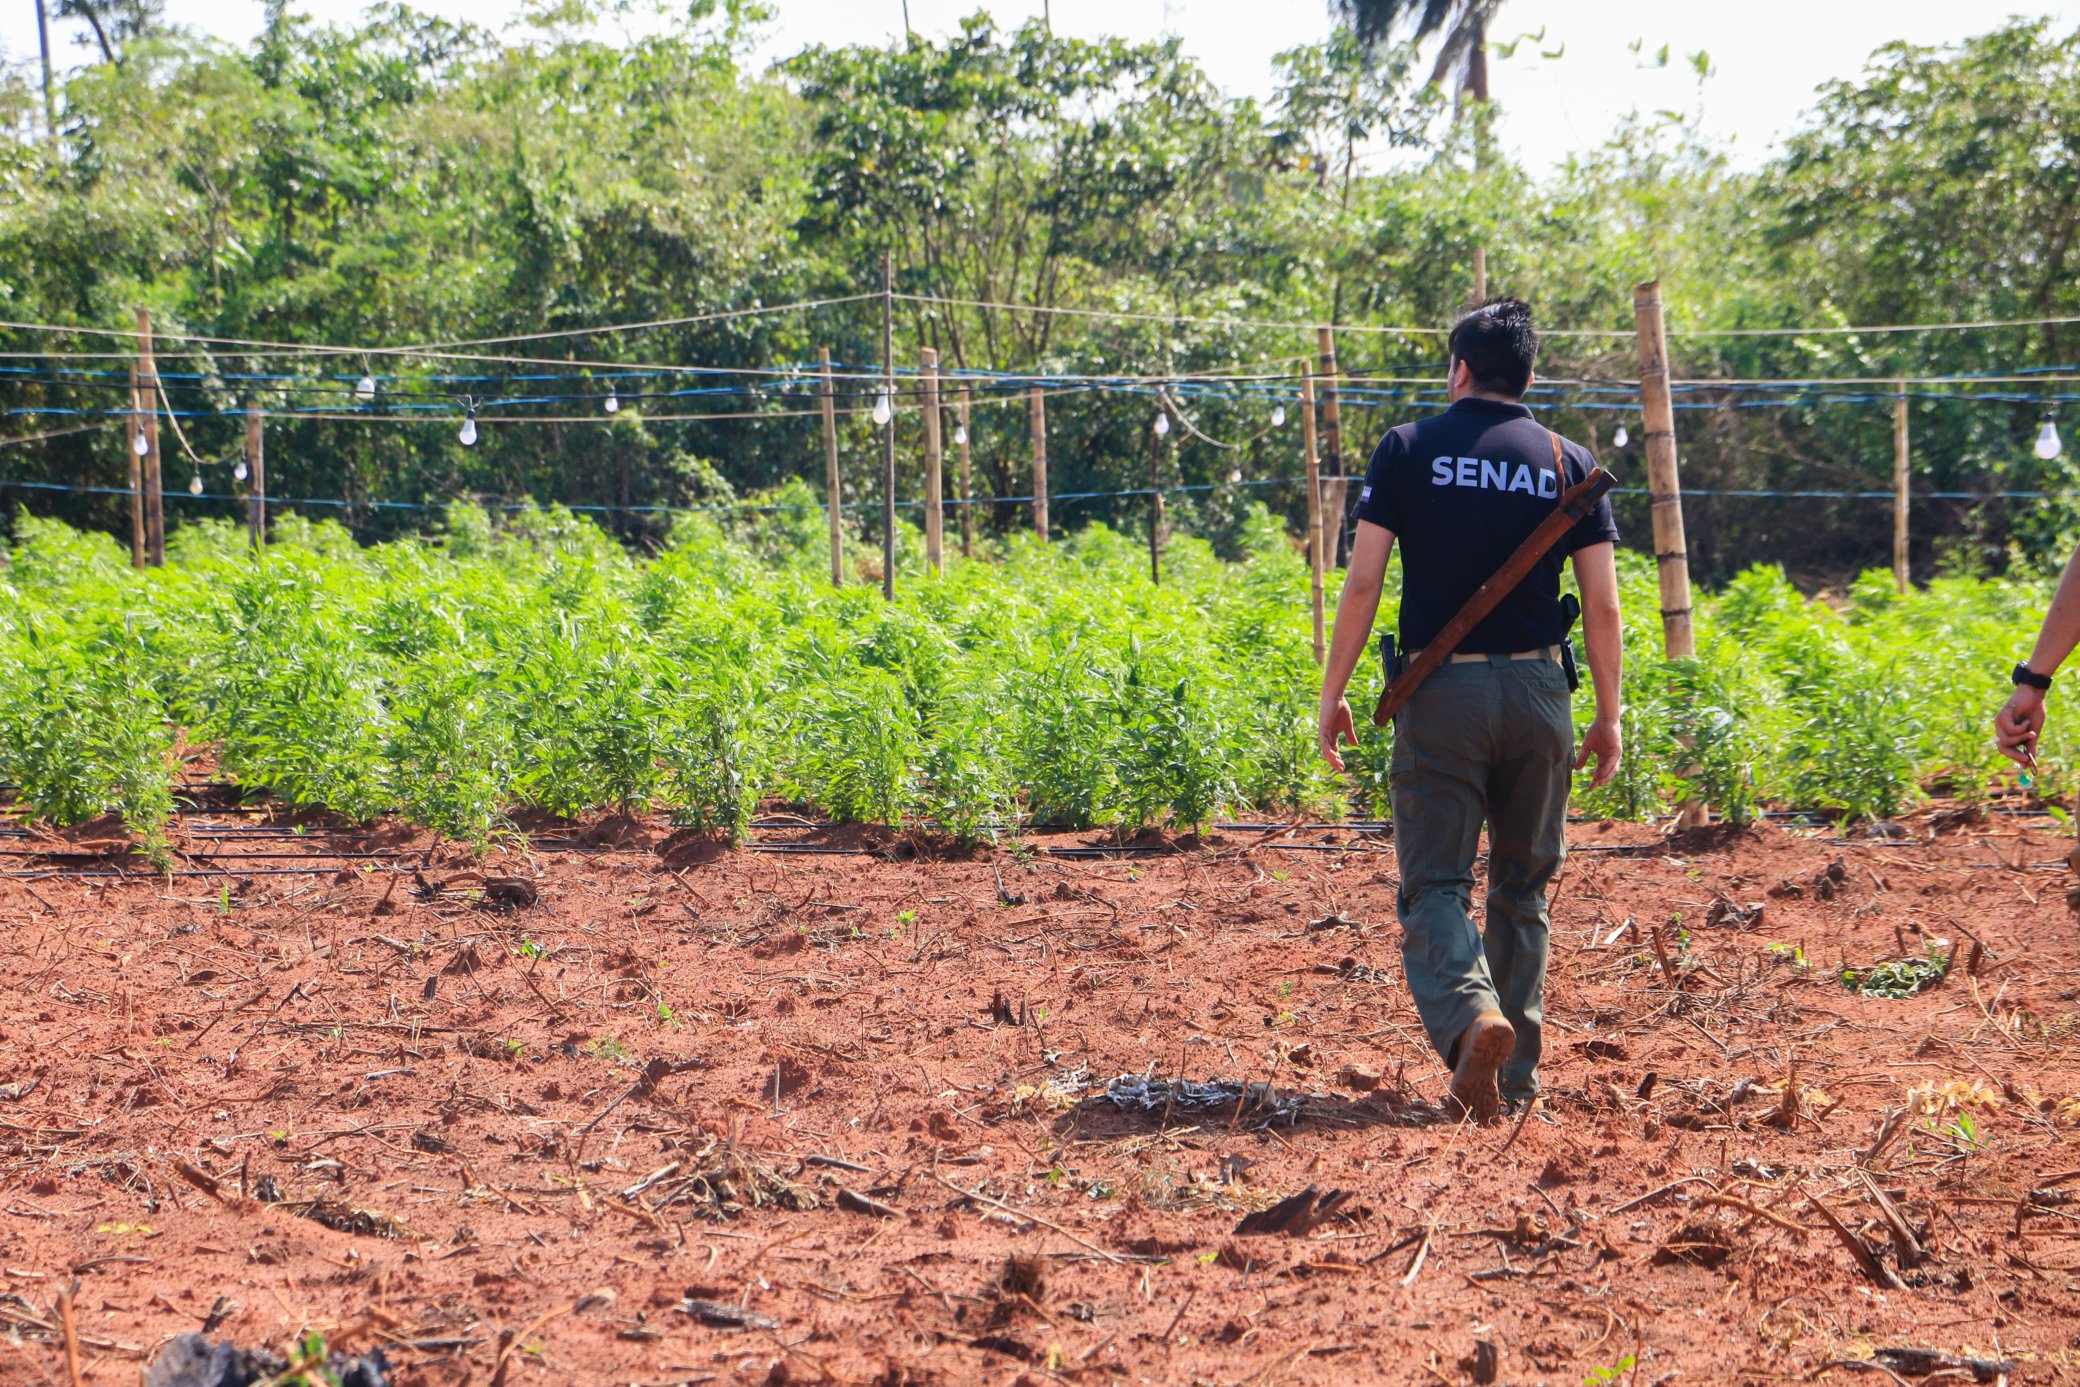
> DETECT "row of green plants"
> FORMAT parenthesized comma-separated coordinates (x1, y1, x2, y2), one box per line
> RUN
(0, 499, 2058, 849)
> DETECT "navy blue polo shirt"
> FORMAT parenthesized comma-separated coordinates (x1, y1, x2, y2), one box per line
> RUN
(1352, 397, 1619, 654)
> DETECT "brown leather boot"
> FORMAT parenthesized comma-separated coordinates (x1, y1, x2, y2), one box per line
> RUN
(1446, 1012, 1515, 1124)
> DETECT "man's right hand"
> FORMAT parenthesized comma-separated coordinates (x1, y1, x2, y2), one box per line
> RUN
(1997, 685, 2048, 765)
(1319, 696, 1358, 772)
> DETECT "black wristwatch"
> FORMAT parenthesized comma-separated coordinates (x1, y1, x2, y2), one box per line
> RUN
(2014, 663, 2054, 691)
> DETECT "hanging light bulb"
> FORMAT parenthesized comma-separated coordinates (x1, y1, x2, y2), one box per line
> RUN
(187, 474, 203, 496)
(459, 401, 478, 447)
(954, 424, 968, 446)
(1271, 403, 1286, 428)
(233, 461, 248, 482)
(872, 389, 893, 426)
(1152, 411, 1170, 437)
(604, 389, 620, 414)
(1613, 423, 1630, 449)
(355, 372, 377, 402)
(133, 430, 150, 457)
(2036, 415, 2063, 460)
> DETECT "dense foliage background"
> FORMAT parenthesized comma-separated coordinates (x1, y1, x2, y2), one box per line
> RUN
(3, 3, 2079, 580)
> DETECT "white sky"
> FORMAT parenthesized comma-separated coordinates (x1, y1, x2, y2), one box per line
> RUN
(7, 0, 2079, 172)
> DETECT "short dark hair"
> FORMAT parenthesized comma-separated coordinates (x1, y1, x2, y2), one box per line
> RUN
(1447, 298, 1538, 397)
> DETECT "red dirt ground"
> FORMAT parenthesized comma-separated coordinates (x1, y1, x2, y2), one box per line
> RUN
(2, 805, 2078, 1386)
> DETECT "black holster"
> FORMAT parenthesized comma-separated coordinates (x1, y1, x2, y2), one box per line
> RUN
(1381, 632, 1405, 684)
(1558, 593, 1582, 693)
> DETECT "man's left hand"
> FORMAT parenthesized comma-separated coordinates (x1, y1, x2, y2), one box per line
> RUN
(1574, 715, 1622, 789)
(1997, 685, 2047, 766)
(1319, 697, 1358, 772)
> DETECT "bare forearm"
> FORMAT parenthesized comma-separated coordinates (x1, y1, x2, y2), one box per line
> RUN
(1581, 597, 1622, 720)
(1568, 543, 1623, 723)
(2027, 545, 2080, 675)
(1321, 571, 1384, 706)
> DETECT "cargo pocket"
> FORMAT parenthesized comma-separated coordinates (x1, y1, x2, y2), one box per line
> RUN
(1388, 712, 1420, 781)
(1521, 662, 1574, 763)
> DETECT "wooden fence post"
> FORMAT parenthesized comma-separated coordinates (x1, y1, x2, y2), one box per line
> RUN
(1473, 246, 1488, 302)
(1301, 364, 1325, 666)
(921, 347, 943, 573)
(956, 387, 973, 559)
(125, 368, 145, 568)
(1029, 385, 1049, 542)
(1635, 279, 1704, 827)
(880, 253, 897, 600)
(819, 347, 842, 586)
(1633, 281, 1696, 659)
(245, 400, 265, 548)
(136, 308, 164, 566)
(1893, 380, 1910, 594)
(1147, 408, 1166, 585)
(1316, 325, 1345, 567)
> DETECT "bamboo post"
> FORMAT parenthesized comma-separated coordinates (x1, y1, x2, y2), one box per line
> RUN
(921, 347, 943, 573)
(1029, 385, 1049, 542)
(956, 388, 974, 558)
(1316, 325, 1345, 567)
(136, 308, 164, 566)
(1147, 409, 1165, 585)
(819, 347, 842, 586)
(125, 368, 145, 568)
(1301, 364, 1325, 666)
(1473, 245, 1488, 301)
(880, 254, 897, 600)
(137, 311, 165, 565)
(1893, 380, 1910, 594)
(245, 400, 265, 549)
(1634, 279, 1704, 827)
(1632, 282, 1695, 658)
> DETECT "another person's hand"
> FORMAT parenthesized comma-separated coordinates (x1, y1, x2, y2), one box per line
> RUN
(1318, 696, 1358, 772)
(1574, 714, 1622, 789)
(1997, 685, 2048, 766)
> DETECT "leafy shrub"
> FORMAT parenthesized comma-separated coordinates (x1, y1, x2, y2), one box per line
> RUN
(659, 683, 763, 840)
(385, 662, 512, 845)
(0, 618, 174, 844)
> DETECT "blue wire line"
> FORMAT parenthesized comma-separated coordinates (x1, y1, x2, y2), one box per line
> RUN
(0, 477, 2057, 515)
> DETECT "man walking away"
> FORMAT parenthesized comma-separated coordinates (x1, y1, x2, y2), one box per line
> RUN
(1317, 299, 1624, 1123)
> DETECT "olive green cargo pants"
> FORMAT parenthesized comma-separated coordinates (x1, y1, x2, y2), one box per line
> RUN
(1388, 652, 1574, 1102)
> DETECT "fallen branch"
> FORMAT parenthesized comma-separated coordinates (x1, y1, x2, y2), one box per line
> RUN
(1856, 1171, 1929, 1269)
(1861, 1106, 1910, 1168)
(56, 1279, 81, 1387)
(1609, 1176, 1719, 1214)
(1400, 1218, 1435, 1287)
(924, 1170, 1124, 1264)
(1694, 1193, 1810, 1242)
(1649, 925, 1682, 988)
(1806, 1191, 1904, 1290)
(1804, 1361, 1915, 1387)
(490, 1302, 574, 1387)
(835, 1187, 899, 1219)
(172, 1158, 234, 1208)
(1492, 1095, 1537, 1161)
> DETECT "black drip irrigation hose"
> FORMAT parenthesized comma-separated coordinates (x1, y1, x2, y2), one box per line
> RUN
(1, 788, 2066, 880)
(6, 866, 418, 880)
